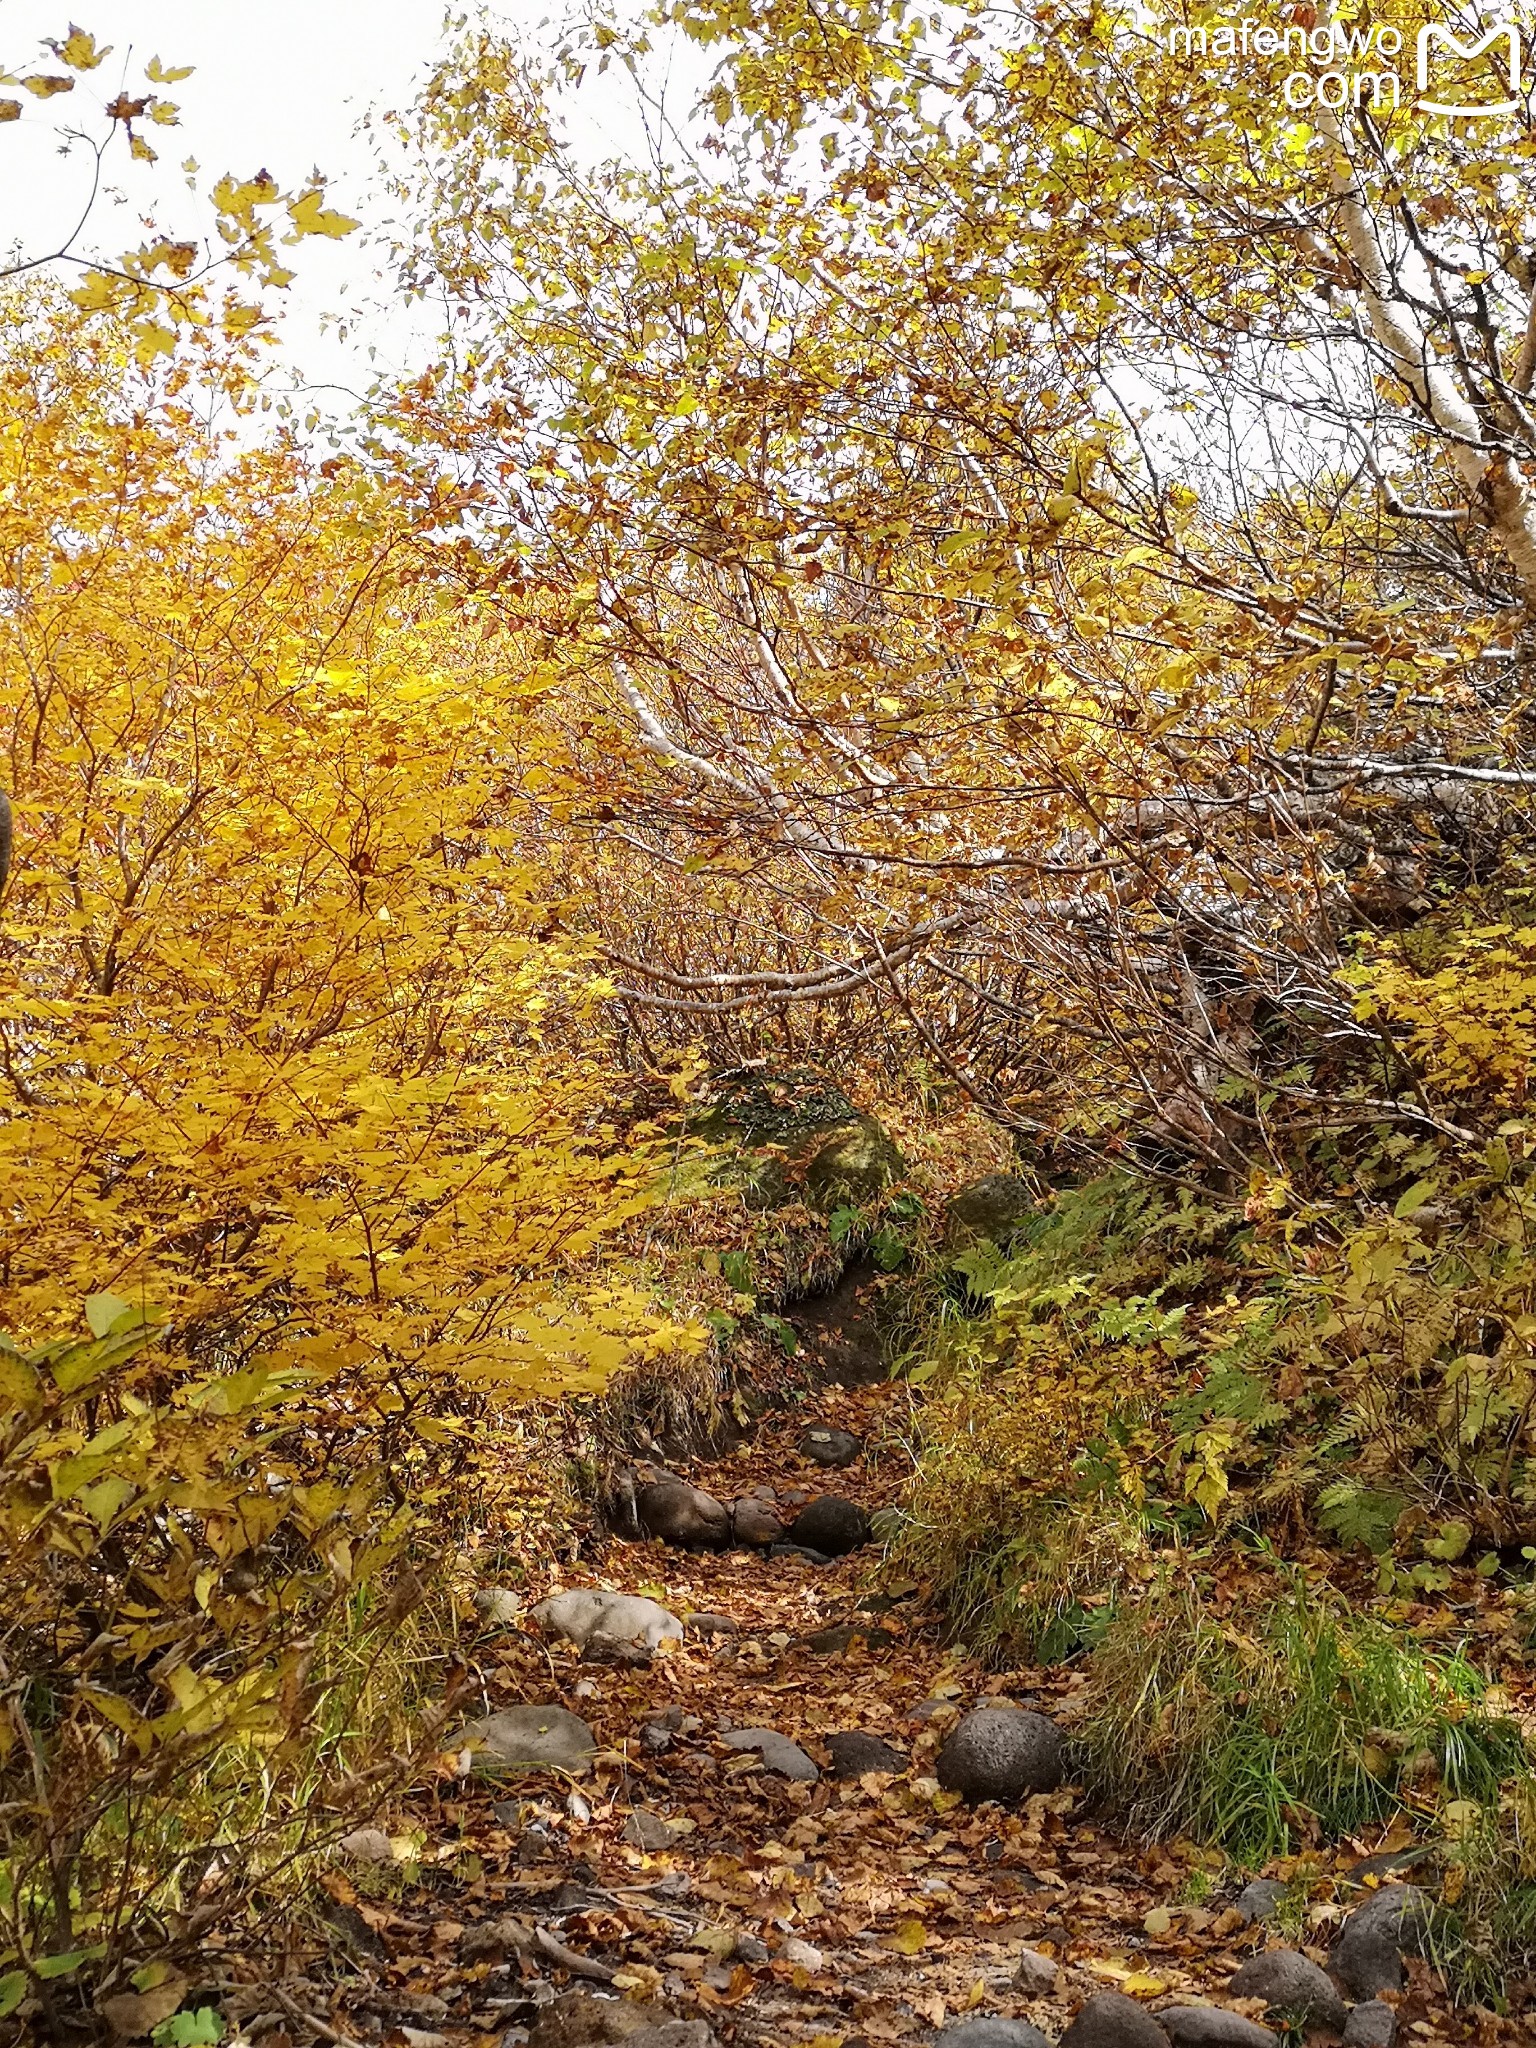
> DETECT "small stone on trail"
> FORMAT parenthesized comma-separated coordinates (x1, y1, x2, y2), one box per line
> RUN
(1330, 1883, 1431, 2000)
(535, 1589, 683, 1652)
(732, 1933, 769, 1963)
(472, 1587, 522, 1626)
(769, 1541, 834, 1564)
(803, 1622, 893, 1655)
(780, 1937, 823, 1971)
(719, 1726, 819, 1781)
(935, 1706, 1064, 1801)
(826, 1730, 907, 1777)
(1012, 1944, 1060, 1993)
(1058, 1991, 1168, 2048)
(685, 1610, 739, 1638)
(335, 1825, 394, 1863)
(731, 1499, 783, 1547)
(452, 1704, 596, 1774)
(800, 1423, 863, 1467)
(622, 1808, 682, 1851)
(1232, 1878, 1286, 1926)
(786, 1494, 871, 1556)
(1227, 1948, 1347, 2030)
(1156, 2010, 1278, 2048)
(932, 2021, 1053, 2048)
(1343, 2001, 1397, 2048)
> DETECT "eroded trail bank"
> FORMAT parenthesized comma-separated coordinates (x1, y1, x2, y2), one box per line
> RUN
(233, 1386, 1519, 2048)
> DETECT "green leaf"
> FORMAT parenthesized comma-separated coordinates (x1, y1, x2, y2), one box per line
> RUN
(85, 1291, 134, 1338)
(35, 1944, 104, 1979)
(1393, 1178, 1438, 1219)
(0, 1972, 25, 2017)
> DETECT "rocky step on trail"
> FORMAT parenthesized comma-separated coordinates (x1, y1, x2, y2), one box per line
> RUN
(271, 1384, 1512, 2048)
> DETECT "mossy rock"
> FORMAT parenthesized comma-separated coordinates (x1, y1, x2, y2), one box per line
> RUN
(694, 1066, 859, 1144)
(804, 1115, 905, 1210)
(945, 1172, 1036, 1247)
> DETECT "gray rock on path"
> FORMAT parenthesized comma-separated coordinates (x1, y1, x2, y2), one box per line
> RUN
(622, 1809, 683, 1851)
(1232, 1878, 1286, 1926)
(451, 1704, 596, 1774)
(786, 1494, 871, 1557)
(1058, 1993, 1168, 2048)
(826, 1730, 907, 1777)
(526, 1994, 719, 2047)
(686, 1611, 739, 1639)
(473, 1587, 522, 1627)
(534, 1590, 683, 1653)
(1157, 2011, 1278, 2048)
(801, 1424, 863, 1467)
(719, 1726, 819, 1781)
(770, 1541, 834, 1564)
(732, 1498, 784, 1547)
(935, 1706, 1064, 1802)
(1227, 1950, 1347, 2031)
(1330, 1883, 1432, 1999)
(931, 2023, 1053, 2048)
(1011, 1945, 1060, 1993)
(636, 1478, 732, 1551)
(1343, 2002, 1397, 2048)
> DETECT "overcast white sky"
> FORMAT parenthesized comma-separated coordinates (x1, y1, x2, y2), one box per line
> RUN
(0, 2, 695, 409)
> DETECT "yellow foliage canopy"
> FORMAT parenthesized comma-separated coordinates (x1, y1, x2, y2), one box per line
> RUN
(0, 305, 693, 1396)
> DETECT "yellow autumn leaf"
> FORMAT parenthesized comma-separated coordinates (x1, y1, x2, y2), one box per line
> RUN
(52, 26, 111, 69)
(286, 188, 360, 241)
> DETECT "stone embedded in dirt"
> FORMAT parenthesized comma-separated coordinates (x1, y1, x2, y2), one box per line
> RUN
(719, 1726, 819, 1781)
(1228, 1941, 1343, 2023)
(826, 1730, 908, 1777)
(622, 1808, 682, 1851)
(1342, 2002, 1397, 2048)
(731, 1498, 784, 1547)
(1057, 1991, 1169, 2048)
(685, 1610, 739, 1638)
(800, 1423, 863, 1467)
(636, 1479, 732, 1551)
(780, 1937, 824, 1971)
(786, 1494, 871, 1556)
(803, 1621, 894, 1655)
(770, 1541, 834, 1564)
(935, 1706, 1064, 1802)
(473, 1587, 522, 1627)
(452, 1704, 596, 1774)
(1011, 1945, 1060, 1994)
(535, 1590, 683, 1653)
(1227, 1949, 1347, 2031)
(1232, 1878, 1286, 1926)
(944, 1172, 1036, 1247)
(931, 2021, 1053, 2048)
(1156, 2011, 1278, 2048)
(1330, 1883, 1431, 1999)
(526, 1993, 718, 2047)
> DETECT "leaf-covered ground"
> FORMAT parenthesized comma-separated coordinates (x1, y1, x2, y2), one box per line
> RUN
(228, 1387, 1524, 2048)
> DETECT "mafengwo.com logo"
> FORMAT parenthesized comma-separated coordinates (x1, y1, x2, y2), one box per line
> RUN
(1163, 9, 1527, 116)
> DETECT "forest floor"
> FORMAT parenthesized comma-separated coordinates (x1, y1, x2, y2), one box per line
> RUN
(249, 1384, 1524, 2048)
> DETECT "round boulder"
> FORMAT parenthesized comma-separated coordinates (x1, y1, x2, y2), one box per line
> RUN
(935, 1706, 1064, 1802)
(732, 1498, 784, 1548)
(1058, 1993, 1169, 2048)
(1330, 1883, 1431, 2000)
(787, 1495, 870, 1557)
(533, 1590, 682, 1653)
(801, 1424, 863, 1468)
(1157, 2012, 1277, 2048)
(945, 1173, 1035, 1247)
(1227, 1950, 1346, 2032)
(636, 1479, 732, 1551)
(804, 1114, 905, 1209)
(452, 1704, 597, 1775)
